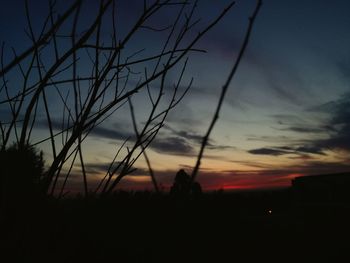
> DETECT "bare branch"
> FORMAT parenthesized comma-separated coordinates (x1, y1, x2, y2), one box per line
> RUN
(0, 0, 82, 77)
(191, 0, 263, 183)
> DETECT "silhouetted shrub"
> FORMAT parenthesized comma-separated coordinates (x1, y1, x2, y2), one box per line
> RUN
(0, 143, 46, 205)
(170, 169, 202, 197)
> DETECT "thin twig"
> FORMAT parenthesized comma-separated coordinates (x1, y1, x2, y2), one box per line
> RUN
(191, 0, 263, 183)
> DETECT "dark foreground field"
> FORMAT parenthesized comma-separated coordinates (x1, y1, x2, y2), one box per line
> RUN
(2, 189, 350, 262)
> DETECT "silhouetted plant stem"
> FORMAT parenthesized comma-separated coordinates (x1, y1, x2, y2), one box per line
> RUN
(19, 0, 111, 148)
(128, 98, 160, 193)
(1, 0, 237, 196)
(58, 148, 79, 199)
(78, 137, 88, 196)
(191, 0, 263, 183)
(0, 0, 82, 77)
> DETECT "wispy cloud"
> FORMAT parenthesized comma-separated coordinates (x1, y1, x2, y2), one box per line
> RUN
(36, 118, 133, 142)
(164, 124, 236, 151)
(248, 145, 325, 157)
(248, 147, 290, 156)
(295, 146, 325, 155)
(90, 126, 134, 141)
(257, 93, 350, 157)
(301, 93, 350, 153)
(151, 136, 196, 156)
(281, 126, 326, 133)
(246, 135, 293, 143)
(163, 125, 204, 145)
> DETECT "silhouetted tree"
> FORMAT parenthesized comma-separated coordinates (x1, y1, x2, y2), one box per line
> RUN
(170, 169, 201, 196)
(0, 143, 46, 207)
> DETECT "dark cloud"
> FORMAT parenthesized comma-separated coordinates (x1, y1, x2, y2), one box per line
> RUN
(248, 148, 289, 156)
(84, 162, 111, 173)
(246, 135, 292, 143)
(308, 93, 350, 152)
(206, 144, 236, 151)
(36, 118, 198, 156)
(163, 125, 204, 145)
(151, 136, 196, 156)
(315, 132, 350, 152)
(164, 125, 236, 152)
(270, 114, 304, 124)
(37, 117, 200, 156)
(266, 93, 350, 155)
(36, 117, 132, 141)
(275, 146, 294, 151)
(271, 113, 327, 134)
(36, 118, 134, 143)
(90, 126, 133, 141)
(283, 126, 325, 133)
(248, 146, 325, 156)
(295, 146, 325, 155)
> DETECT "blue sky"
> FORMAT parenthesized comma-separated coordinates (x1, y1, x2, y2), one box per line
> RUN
(1, 0, 349, 192)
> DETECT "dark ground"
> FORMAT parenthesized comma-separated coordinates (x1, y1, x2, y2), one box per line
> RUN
(2, 189, 350, 262)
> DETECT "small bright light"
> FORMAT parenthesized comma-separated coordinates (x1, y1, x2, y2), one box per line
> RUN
(268, 210, 272, 214)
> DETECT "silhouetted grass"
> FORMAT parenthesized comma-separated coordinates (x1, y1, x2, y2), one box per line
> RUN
(2, 189, 350, 262)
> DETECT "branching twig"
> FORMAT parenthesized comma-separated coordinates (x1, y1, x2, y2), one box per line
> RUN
(191, 0, 263, 183)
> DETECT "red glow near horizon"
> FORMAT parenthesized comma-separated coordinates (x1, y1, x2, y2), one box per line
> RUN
(201, 172, 304, 192)
(118, 172, 306, 192)
(74, 172, 306, 194)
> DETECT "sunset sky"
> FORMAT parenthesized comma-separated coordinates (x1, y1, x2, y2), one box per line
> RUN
(1, 0, 349, 193)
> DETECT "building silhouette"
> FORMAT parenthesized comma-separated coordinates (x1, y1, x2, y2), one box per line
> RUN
(292, 172, 350, 203)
